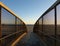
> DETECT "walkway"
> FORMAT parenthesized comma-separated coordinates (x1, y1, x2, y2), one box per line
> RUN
(16, 32, 46, 46)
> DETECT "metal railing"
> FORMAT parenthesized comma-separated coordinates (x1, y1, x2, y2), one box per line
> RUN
(0, 30, 26, 46)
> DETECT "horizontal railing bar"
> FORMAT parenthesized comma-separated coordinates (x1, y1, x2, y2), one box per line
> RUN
(0, 30, 25, 40)
(11, 32, 27, 46)
(37, 30, 60, 42)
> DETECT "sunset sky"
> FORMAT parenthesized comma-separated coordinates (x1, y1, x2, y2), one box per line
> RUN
(1, 0, 57, 24)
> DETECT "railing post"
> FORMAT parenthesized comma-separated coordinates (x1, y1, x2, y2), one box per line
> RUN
(15, 17, 17, 37)
(55, 6, 57, 46)
(0, 5, 2, 46)
(42, 17, 44, 39)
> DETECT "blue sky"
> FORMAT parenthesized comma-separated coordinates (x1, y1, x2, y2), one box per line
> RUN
(1, 0, 57, 24)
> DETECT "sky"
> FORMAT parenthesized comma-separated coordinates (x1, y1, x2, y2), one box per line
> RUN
(0, 0, 57, 24)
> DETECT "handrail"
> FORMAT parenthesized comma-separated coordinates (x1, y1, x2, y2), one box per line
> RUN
(0, 30, 25, 40)
(11, 32, 27, 46)
(37, 30, 60, 42)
